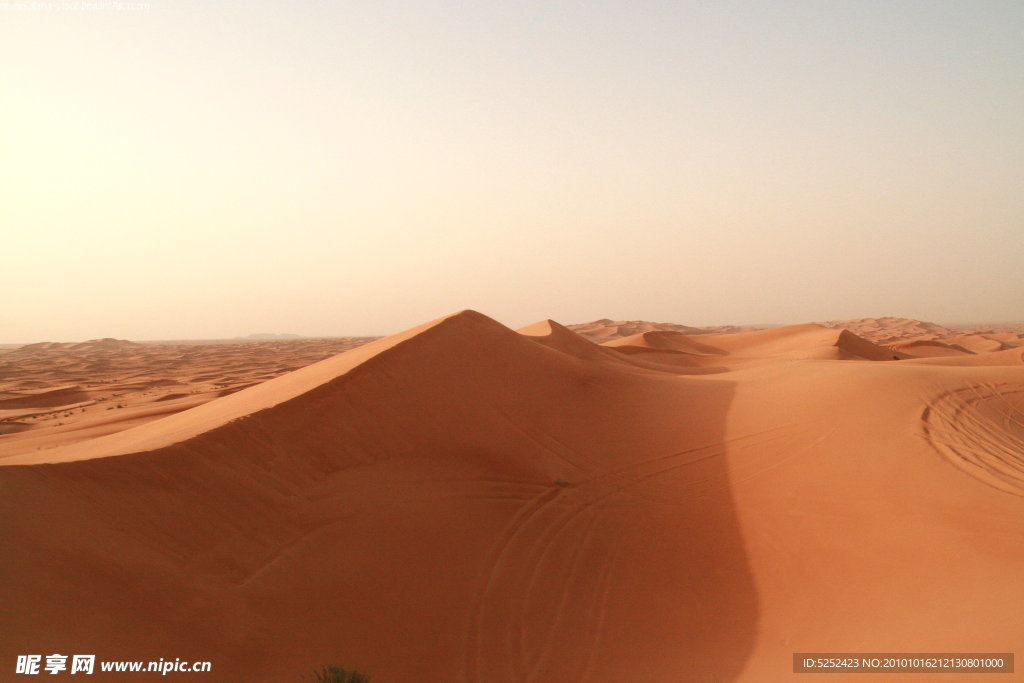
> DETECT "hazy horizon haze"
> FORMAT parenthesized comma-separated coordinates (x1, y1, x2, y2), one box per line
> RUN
(2, 0, 1021, 342)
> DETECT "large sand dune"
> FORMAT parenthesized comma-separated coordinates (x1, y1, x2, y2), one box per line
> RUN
(2, 312, 1023, 681)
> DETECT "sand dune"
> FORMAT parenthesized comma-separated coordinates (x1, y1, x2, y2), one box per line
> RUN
(945, 333, 1005, 354)
(2, 312, 1023, 681)
(822, 317, 1024, 357)
(516, 319, 633, 364)
(568, 318, 758, 341)
(888, 339, 974, 358)
(519, 322, 725, 374)
(820, 316, 957, 344)
(644, 323, 901, 361)
(591, 324, 903, 373)
(602, 330, 727, 356)
(0, 384, 91, 409)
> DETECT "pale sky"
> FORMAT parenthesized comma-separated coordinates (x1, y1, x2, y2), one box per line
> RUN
(2, 0, 1021, 342)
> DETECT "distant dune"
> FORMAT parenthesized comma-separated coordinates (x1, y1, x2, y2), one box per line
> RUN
(888, 339, 973, 358)
(11, 337, 139, 353)
(2, 313, 1022, 681)
(0, 336, 378, 456)
(605, 324, 902, 362)
(819, 317, 1024, 358)
(243, 333, 304, 340)
(568, 318, 760, 341)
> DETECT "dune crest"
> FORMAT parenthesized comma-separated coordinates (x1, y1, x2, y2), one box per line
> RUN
(1, 311, 499, 465)
(603, 330, 726, 355)
(1, 310, 760, 680)
(610, 323, 900, 362)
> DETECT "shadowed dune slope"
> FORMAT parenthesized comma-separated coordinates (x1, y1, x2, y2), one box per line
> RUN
(515, 319, 634, 366)
(0, 311, 757, 681)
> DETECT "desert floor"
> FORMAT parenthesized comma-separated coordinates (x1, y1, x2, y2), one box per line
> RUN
(2, 314, 1022, 681)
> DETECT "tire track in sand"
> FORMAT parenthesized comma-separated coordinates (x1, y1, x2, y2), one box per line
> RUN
(922, 383, 1024, 496)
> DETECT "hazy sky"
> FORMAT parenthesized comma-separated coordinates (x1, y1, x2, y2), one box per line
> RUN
(2, 0, 1021, 342)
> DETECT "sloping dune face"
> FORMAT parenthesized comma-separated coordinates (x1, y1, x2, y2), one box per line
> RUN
(603, 330, 726, 355)
(3, 312, 1024, 682)
(888, 339, 973, 358)
(0, 312, 756, 681)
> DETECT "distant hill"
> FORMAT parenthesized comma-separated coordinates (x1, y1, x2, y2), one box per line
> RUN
(817, 317, 955, 344)
(12, 338, 139, 353)
(817, 317, 1022, 355)
(243, 333, 304, 340)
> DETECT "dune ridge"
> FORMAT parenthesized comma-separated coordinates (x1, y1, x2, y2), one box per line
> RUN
(568, 318, 758, 341)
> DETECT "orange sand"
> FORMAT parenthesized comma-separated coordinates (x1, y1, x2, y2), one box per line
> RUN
(1, 313, 1022, 681)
